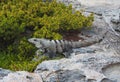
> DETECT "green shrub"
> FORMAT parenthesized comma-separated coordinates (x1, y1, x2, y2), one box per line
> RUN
(0, 0, 94, 49)
(6, 37, 37, 60)
(18, 38, 37, 59)
(9, 56, 49, 72)
(33, 2, 94, 39)
(0, 52, 49, 72)
(0, 52, 16, 69)
(0, 0, 94, 71)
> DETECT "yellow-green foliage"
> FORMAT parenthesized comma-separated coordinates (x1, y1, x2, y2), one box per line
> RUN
(9, 56, 49, 72)
(33, 3, 94, 39)
(0, 0, 94, 47)
(0, 52, 49, 72)
(0, 0, 94, 71)
(18, 38, 37, 58)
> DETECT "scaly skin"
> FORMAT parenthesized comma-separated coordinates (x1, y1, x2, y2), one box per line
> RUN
(28, 35, 104, 58)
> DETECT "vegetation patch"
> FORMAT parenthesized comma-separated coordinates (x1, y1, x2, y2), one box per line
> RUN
(0, 0, 94, 72)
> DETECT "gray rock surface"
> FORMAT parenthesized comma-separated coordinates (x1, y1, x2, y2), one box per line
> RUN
(81, 0, 120, 55)
(35, 51, 120, 82)
(78, 0, 120, 8)
(0, 71, 43, 82)
(0, 68, 12, 79)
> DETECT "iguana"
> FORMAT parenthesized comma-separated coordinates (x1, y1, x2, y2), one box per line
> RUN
(28, 35, 104, 58)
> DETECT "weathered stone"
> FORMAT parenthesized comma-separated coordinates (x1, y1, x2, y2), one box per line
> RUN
(102, 63, 120, 82)
(79, 0, 120, 8)
(0, 71, 43, 82)
(35, 51, 120, 82)
(101, 78, 115, 82)
(0, 68, 12, 80)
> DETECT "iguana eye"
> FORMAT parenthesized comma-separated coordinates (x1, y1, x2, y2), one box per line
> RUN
(34, 38, 39, 42)
(34, 39, 37, 41)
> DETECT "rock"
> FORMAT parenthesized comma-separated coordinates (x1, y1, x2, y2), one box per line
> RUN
(115, 24, 120, 32)
(102, 63, 120, 82)
(44, 70, 86, 82)
(73, 47, 96, 54)
(101, 78, 115, 82)
(79, 0, 120, 8)
(81, 1, 120, 54)
(35, 51, 120, 82)
(0, 71, 43, 82)
(0, 68, 12, 79)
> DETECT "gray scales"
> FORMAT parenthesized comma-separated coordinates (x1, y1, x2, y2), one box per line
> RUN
(28, 35, 103, 58)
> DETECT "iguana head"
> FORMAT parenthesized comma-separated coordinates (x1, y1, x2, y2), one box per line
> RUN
(28, 38, 46, 53)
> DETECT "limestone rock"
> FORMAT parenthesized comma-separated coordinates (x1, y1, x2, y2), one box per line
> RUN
(79, 0, 120, 8)
(0, 68, 12, 80)
(81, 0, 120, 55)
(0, 71, 43, 82)
(35, 51, 120, 82)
